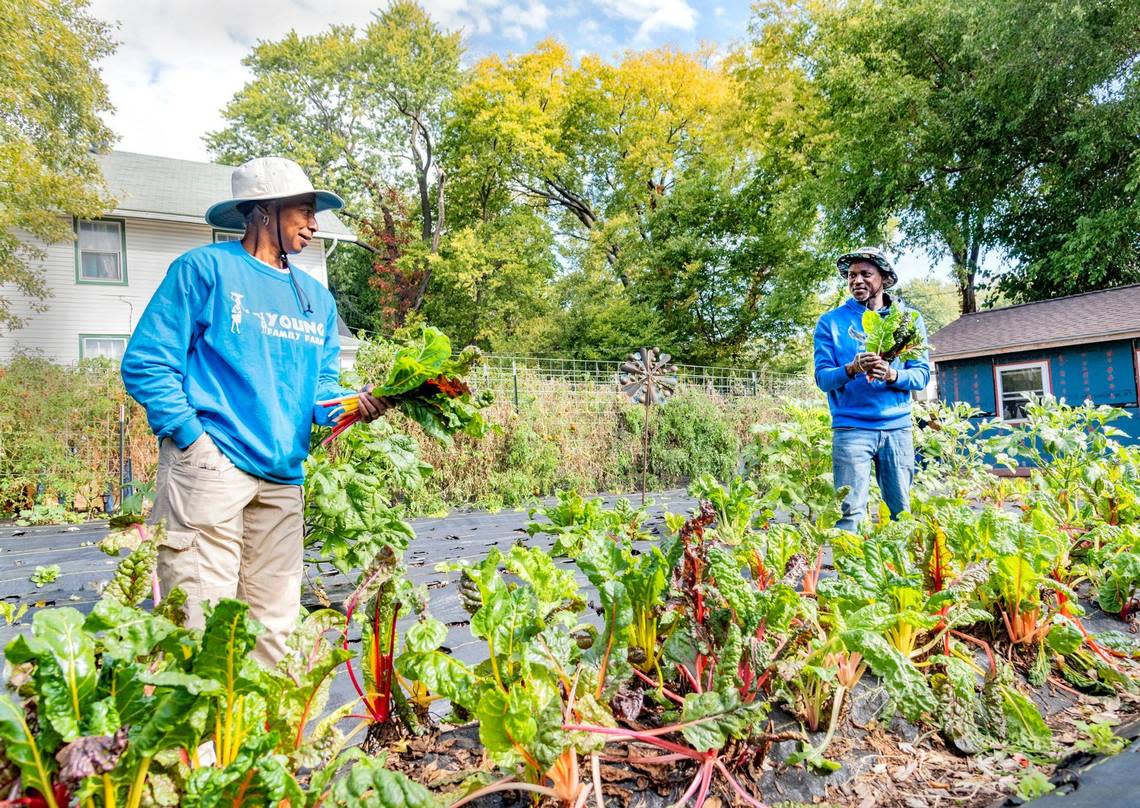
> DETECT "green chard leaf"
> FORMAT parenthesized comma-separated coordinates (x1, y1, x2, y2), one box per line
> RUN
(678, 690, 767, 752)
(183, 727, 302, 808)
(192, 600, 265, 700)
(84, 599, 180, 661)
(6, 607, 97, 742)
(0, 693, 57, 801)
(841, 629, 935, 722)
(324, 754, 440, 807)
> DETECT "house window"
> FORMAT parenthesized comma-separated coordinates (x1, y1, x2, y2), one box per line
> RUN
(995, 361, 1051, 422)
(213, 230, 243, 243)
(80, 335, 128, 361)
(76, 219, 126, 283)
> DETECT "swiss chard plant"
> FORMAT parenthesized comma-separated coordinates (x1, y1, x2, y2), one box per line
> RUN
(525, 490, 645, 557)
(744, 401, 845, 530)
(860, 305, 928, 367)
(320, 326, 492, 445)
(989, 397, 1131, 527)
(341, 546, 428, 736)
(576, 529, 676, 682)
(304, 428, 420, 577)
(824, 520, 991, 660)
(911, 401, 1004, 504)
(0, 588, 430, 808)
(397, 545, 603, 808)
(1074, 526, 1140, 622)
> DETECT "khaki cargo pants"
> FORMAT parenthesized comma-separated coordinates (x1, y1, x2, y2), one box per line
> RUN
(150, 434, 303, 667)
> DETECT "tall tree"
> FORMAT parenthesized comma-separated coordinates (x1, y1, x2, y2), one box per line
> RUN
(421, 211, 558, 351)
(0, 0, 115, 331)
(447, 41, 737, 285)
(992, 68, 1140, 302)
(750, 0, 1140, 313)
(614, 161, 826, 366)
(206, 0, 461, 325)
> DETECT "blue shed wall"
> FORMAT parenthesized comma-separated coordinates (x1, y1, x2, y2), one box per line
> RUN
(935, 338, 1140, 444)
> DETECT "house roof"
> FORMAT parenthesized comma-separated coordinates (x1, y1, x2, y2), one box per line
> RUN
(98, 151, 356, 241)
(930, 283, 1140, 363)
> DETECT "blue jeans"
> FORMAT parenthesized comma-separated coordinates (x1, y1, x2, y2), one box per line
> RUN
(832, 427, 914, 532)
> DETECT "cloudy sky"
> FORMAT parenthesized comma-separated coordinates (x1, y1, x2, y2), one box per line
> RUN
(89, 0, 753, 163)
(88, 0, 951, 282)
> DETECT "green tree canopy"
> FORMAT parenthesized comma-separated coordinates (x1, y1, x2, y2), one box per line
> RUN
(206, 0, 461, 324)
(0, 0, 115, 331)
(991, 65, 1140, 302)
(446, 41, 738, 283)
(747, 0, 1140, 313)
(895, 276, 960, 336)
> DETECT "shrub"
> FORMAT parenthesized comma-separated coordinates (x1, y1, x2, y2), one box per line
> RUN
(0, 354, 155, 515)
(1, 344, 800, 520)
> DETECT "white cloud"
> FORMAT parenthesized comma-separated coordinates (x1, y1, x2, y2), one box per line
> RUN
(500, 0, 549, 30)
(575, 18, 619, 57)
(591, 0, 697, 43)
(714, 6, 726, 17)
(86, 0, 704, 163)
(87, 0, 501, 162)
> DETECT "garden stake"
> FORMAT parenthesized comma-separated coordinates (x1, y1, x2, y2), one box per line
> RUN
(618, 347, 678, 504)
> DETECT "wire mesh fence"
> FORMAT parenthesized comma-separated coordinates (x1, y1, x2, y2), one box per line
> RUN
(469, 354, 816, 404)
(1, 351, 818, 516)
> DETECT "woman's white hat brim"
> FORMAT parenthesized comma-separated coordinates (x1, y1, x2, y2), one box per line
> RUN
(205, 190, 344, 230)
(204, 156, 344, 231)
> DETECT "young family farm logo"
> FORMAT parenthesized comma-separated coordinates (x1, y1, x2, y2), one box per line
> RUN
(227, 292, 324, 345)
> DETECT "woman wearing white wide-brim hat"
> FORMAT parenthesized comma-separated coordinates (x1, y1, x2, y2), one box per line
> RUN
(122, 156, 390, 666)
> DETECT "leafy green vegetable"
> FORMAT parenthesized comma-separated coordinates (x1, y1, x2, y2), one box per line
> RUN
(841, 629, 935, 722)
(526, 490, 643, 557)
(0, 601, 28, 625)
(323, 753, 439, 807)
(182, 727, 302, 808)
(101, 523, 161, 607)
(677, 690, 768, 752)
(1074, 721, 1126, 756)
(0, 693, 58, 804)
(1096, 551, 1140, 618)
(6, 608, 97, 741)
(304, 447, 416, 576)
(1016, 769, 1056, 800)
(30, 564, 61, 588)
(324, 326, 492, 445)
(861, 306, 927, 361)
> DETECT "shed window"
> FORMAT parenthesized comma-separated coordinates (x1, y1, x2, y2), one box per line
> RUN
(77, 220, 125, 282)
(213, 230, 243, 243)
(995, 361, 1050, 422)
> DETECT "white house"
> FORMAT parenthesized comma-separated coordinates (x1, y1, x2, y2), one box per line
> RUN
(0, 151, 361, 367)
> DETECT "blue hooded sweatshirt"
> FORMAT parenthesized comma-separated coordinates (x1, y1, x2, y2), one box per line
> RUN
(121, 241, 351, 484)
(812, 296, 930, 430)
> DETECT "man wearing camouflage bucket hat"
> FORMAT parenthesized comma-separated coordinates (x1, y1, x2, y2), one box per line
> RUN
(812, 247, 930, 532)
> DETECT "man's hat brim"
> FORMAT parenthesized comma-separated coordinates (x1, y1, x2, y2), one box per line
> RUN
(205, 190, 344, 231)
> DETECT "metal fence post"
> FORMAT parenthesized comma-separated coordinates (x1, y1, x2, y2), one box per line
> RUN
(118, 402, 126, 508)
(512, 360, 520, 412)
(751, 371, 757, 397)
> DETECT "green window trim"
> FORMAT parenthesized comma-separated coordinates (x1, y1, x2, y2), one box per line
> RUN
(74, 216, 128, 286)
(78, 333, 131, 361)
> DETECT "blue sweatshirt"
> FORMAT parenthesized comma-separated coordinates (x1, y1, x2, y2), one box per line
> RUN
(121, 241, 351, 484)
(813, 296, 930, 430)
